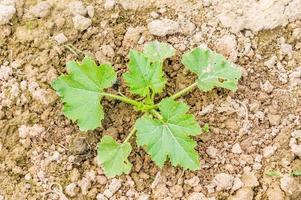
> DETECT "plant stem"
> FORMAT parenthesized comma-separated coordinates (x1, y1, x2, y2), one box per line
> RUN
(100, 92, 143, 108)
(170, 82, 198, 100)
(150, 109, 163, 120)
(123, 127, 136, 143)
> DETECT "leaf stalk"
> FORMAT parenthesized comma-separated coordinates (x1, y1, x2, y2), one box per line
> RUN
(150, 109, 163, 121)
(123, 127, 136, 143)
(100, 92, 155, 111)
(170, 82, 198, 100)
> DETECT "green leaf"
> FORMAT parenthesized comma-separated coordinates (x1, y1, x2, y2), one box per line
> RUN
(182, 48, 241, 92)
(97, 135, 132, 177)
(51, 57, 117, 131)
(123, 50, 166, 97)
(135, 98, 201, 170)
(143, 40, 175, 62)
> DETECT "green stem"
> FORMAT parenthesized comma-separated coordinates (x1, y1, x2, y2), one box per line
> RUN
(150, 109, 163, 121)
(100, 92, 142, 108)
(170, 82, 198, 100)
(100, 92, 156, 110)
(123, 127, 136, 143)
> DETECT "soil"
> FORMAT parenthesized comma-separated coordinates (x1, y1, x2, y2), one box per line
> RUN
(1, 0, 301, 199)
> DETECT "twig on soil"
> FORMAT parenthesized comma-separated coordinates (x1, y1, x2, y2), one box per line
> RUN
(274, 88, 293, 93)
(64, 44, 85, 58)
(233, 99, 250, 144)
(64, 44, 80, 57)
(177, 169, 185, 184)
(234, 99, 249, 124)
(43, 182, 68, 200)
(151, 171, 161, 189)
(54, 142, 70, 152)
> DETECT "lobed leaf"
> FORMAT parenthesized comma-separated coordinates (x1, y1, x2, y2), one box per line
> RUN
(135, 98, 201, 170)
(97, 135, 132, 177)
(51, 57, 116, 131)
(123, 50, 166, 97)
(182, 48, 241, 92)
(143, 40, 175, 62)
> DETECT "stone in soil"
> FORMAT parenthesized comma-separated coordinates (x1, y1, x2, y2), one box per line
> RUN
(263, 145, 277, 158)
(103, 178, 122, 198)
(96, 193, 108, 200)
(65, 183, 78, 197)
(29, 1, 51, 18)
(86, 5, 94, 18)
(68, 1, 87, 16)
(206, 146, 219, 158)
(148, 19, 179, 37)
(266, 184, 285, 200)
(213, 173, 234, 190)
(185, 176, 200, 187)
(267, 114, 281, 126)
(215, 0, 301, 32)
(78, 177, 91, 195)
(71, 140, 89, 157)
(231, 143, 242, 154)
(229, 187, 254, 200)
(72, 15, 92, 31)
(260, 80, 274, 93)
(216, 34, 237, 61)
(0, 4, 15, 25)
(280, 174, 301, 197)
(188, 192, 206, 200)
(138, 193, 149, 200)
(53, 33, 68, 44)
(241, 173, 259, 188)
(104, 0, 116, 10)
(232, 177, 243, 191)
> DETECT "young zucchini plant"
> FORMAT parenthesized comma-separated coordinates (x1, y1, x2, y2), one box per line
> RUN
(52, 41, 241, 177)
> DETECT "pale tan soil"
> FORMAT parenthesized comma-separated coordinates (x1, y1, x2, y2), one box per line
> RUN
(0, 0, 301, 200)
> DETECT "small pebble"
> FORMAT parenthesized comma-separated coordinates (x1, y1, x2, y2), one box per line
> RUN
(29, 1, 51, 18)
(260, 80, 274, 93)
(185, 176, 200, 187)
(104, 0, 115, 10)
(96, 193, 108, 200)
(206, 146, 219, 158)
(263, 145, 277, 158)
(213, 173, 234, 190)
(53, 33, 68, 44)
(231, 143, 242, 154)
(86, 5, 94, 18)
(241, 173, 259, 187)
(148, 19, 179, 37)
(229, 187, 254, 200)
(72, 15, 92, 31)
(68, 1, 87, 16)
(0, 4, 16, 25)
(78, 177, 91, 195)
(65, 183, 78, 197)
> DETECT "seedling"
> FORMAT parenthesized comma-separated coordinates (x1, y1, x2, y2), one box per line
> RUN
(52, 41, 241, 177)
